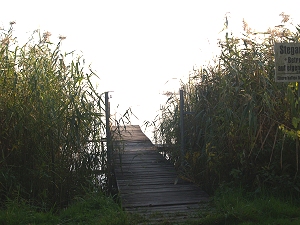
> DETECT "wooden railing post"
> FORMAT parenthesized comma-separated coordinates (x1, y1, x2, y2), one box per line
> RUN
(105, 92, 112, 192)
(179, 89, 185, 162)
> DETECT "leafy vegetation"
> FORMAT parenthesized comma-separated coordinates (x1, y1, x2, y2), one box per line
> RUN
(0, 23, 108, 210)
(187, 186, 300, 225)
(153, 14, 300, 197)
(0, 192, 128, 225)
(1, 186, 300, 225)
(3, 14, 300, 224)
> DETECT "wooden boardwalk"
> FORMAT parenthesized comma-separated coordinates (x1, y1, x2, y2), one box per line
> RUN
(112, 125, 210, 223)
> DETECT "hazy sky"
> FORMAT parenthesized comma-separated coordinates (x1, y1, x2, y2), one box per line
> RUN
(2, 0, 300, 137)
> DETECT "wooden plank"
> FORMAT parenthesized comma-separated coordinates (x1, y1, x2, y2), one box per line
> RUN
(117, 185, 203, 195)
(112, 125, 209, 221)
(126, 203, 202, 212)
(121, 193, 209, 208)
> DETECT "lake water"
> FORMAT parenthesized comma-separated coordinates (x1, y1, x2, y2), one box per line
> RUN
(101, 75, 182, 143)
(110, 90, 170, 143)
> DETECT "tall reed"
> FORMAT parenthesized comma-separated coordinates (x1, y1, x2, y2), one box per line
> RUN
(155, 16, 300, 194)
(0, 24, 109, 209)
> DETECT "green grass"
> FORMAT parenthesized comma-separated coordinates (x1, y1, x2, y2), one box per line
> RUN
(1, 187, 300, 225)
(0, 192, 128, 225)
(186, 187, 300, 225)
(59, 193, 128, 225)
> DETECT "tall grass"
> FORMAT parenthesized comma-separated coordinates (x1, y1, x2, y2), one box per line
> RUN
(187, 186, 300, 225)
(0, 192, 128, 225)
(0, 23, 109, 209)
(154, 16, 300, 195)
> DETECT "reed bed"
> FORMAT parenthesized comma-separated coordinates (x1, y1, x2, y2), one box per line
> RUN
(0, 23, 110, 209)
(154, 17, 300, 195)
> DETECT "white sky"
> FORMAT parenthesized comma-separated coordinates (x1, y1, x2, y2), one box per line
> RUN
(2, 0, 300, 139)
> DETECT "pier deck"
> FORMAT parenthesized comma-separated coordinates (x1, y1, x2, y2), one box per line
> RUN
(112, 125, 210, 223)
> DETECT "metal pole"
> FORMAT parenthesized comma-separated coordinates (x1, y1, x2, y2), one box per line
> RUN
(105, 92, 112, 192)
(180, 89, 184, 160)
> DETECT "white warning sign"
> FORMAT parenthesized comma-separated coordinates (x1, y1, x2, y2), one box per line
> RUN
(274, 43, 300, 82)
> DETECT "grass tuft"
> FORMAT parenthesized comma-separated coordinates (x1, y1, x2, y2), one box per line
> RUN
(187, 187, 300, 225)
(0, 193, 128, 225)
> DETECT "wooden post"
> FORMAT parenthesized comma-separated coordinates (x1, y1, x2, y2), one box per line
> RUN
(105, 92, 112, 192)
(298, 82, 300, 108)
(297, 82, 300, 176)
(180, 89, 185, 161)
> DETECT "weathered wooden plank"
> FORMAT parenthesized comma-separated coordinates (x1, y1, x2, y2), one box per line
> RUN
(126, 202, 202, 212)
(121, 194, 209, 208)
(118, 186, 197, 194)
(112, 125, 209, 222)
(122, 191, 207, 200)
(117, 185, 203, 195)
(115, 166, 176, 172)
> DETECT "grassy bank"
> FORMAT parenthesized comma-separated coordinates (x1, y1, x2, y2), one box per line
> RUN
(0, 192, 128, 225)
(192, 187, 300, 225)
(1, 187, 300, 225)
